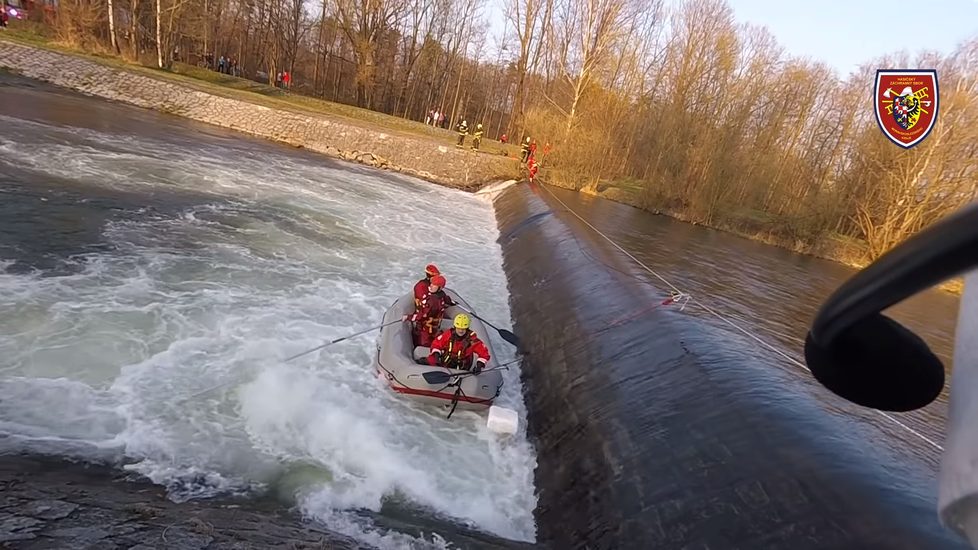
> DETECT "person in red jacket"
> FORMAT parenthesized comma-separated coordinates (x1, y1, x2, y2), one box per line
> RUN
(414, 264, 440, 308)
(527, 157, 539, 184)
(404, 275, 455, 347)
(423, 314, 490, 373)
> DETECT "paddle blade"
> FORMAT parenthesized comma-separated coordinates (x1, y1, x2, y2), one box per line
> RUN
(498, 329, 520, 348)
(421, 371, 452, 385)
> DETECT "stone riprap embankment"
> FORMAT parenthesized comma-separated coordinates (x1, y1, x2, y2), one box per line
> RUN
(0, 39, 517, 190)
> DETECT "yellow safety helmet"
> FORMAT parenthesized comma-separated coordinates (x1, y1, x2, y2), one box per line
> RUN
(453, 313, 470, 330)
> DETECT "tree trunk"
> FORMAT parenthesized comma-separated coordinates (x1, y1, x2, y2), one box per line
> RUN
(155, 0, 163, 68)
(128, 0, 140, 60)
(108, 0, 119, 53)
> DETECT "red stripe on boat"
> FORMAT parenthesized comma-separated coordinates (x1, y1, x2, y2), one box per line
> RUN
(388, 384, 491, 404)
(376, 367, 491, 404)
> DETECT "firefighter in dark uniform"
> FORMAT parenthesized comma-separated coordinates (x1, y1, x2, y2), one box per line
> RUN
(520, 136, 531, 163)
(456, 120, 469, 148)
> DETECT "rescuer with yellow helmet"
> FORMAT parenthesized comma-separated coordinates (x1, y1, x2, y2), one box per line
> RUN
(423, 313, 491, 373)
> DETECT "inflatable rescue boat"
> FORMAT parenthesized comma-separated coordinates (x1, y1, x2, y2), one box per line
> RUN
(375, 289, 504, 412)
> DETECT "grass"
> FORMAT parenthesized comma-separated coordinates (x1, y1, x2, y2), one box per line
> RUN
(0, 23, 521, 158)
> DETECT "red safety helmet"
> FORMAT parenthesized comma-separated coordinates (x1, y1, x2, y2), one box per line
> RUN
(430, 275, 446, 288)
(425, 264, 440, 277)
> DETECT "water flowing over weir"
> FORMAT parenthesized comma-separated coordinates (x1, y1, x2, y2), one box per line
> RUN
(491, 182, 967, 550)
(0, 75, 537, 549)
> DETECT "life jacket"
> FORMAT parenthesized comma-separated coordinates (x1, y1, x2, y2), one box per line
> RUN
(414, 277, 431, 308)
(443, 330, 479, 370)
(416, 291, 450, 334)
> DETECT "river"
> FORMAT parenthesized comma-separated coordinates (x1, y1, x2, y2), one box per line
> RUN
(0, 72, 968, 550)
(0, 74, 536, 549)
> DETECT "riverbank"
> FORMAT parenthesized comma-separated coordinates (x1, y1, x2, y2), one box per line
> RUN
(0, 35, 518, 192)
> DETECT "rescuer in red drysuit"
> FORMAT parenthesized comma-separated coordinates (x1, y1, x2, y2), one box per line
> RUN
(423, 314, 490, 373)
(527, 157, 539, 184)
(414, 264, 440, 308)
(404, 275, 456, 347)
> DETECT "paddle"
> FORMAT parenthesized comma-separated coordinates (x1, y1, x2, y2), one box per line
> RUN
(456, 305, 520, 349)
(420, 358, 521, 385)
(176, 319, 402, 403)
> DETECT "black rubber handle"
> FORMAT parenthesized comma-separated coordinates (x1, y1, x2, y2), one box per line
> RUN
(805, 202, 978, 411)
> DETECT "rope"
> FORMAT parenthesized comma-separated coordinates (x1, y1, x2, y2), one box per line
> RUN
(175, 320, 399, 404)
(538, 183, 945, 453)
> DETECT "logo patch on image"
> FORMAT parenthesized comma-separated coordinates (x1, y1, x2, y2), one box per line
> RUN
(874, 70, 939, 149)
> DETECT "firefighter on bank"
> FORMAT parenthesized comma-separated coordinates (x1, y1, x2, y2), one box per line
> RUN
(456, 120, 469, 148)
(519, 137, 531, 163)
(471, 123, 484, 151)
(422, 314, 491, 374)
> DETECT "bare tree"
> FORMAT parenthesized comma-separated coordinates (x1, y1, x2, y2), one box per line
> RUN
(332, 0, 404, 108)
(504, 0, 553, 138)
(554, 0, 633, 138)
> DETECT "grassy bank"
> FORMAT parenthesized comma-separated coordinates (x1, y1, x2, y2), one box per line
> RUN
(566, 179, 965, 296)
(0, 24, 520, 158)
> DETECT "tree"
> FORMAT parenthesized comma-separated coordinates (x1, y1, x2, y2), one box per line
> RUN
(504, 0, 553, 138)
(332, 0, 404, 109)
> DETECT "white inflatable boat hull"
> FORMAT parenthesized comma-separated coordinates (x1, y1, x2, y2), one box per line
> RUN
(375, 289, 504, 411)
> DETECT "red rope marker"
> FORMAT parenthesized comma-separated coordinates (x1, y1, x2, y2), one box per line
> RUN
(593, 292, 692, 335)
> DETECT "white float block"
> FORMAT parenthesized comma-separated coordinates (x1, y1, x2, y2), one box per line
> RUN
(487, 406, 519, 435)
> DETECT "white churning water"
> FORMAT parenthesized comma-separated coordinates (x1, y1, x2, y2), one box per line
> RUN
(0, 114, 538, 548)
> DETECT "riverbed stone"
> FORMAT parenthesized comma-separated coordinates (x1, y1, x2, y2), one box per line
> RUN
(0, 513, 43, 542)
(18, 499, 78, 520)
(0, 39, 518, 191)
(0, 454, 376, 549)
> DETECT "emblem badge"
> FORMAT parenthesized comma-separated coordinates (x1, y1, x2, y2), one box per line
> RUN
(874, 69, 939, 149)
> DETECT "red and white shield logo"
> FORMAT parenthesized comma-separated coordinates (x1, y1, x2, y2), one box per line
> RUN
(874, 70, 939, 149)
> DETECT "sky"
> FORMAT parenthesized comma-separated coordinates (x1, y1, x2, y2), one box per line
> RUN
(483, 0, 978, 77)
(722, 0, 978, 75)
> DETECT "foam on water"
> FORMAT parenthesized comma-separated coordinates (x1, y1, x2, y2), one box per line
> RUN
(0, 115, 537, 547)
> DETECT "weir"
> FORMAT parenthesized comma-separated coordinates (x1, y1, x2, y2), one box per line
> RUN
(493, 182, 967, 549)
